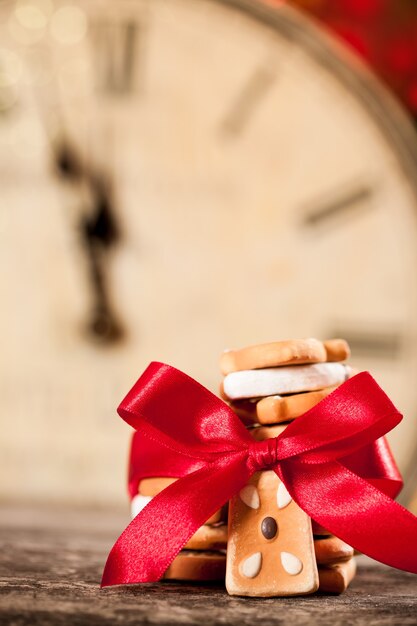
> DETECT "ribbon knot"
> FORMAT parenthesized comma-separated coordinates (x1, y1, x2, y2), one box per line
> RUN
(248, 437, 279, 472)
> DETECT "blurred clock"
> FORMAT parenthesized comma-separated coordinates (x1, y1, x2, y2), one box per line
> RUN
(1, 0, 417, 506)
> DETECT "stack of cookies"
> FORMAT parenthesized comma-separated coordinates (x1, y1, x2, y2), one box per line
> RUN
(131, 478, 228, 581)
(220, 338, 357, 596)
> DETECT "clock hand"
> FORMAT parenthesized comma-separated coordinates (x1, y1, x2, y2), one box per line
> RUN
(80, 175, 124, 343)
(53, 141, 125, 344)
(92, 17, 139, 97)
(54, 140, 83, 182)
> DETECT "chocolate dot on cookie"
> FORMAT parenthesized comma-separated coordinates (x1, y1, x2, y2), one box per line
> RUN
(261, 516, 278, 539)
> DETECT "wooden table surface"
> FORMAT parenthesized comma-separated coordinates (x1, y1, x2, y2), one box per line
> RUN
(1, 503, 416, 626)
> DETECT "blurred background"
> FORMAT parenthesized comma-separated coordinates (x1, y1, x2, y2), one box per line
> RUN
(1, 0, 417, 513)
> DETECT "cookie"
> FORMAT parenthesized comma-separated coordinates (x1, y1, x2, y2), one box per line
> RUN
(229, 385, 339, 425)
(138, 478, 225, 525)
(314, 536, 354, 565)
(220, 338, 350, 375)
(318, 558, 357, 594)
(226, 470, 319, 597)
(222, 363, 351, 400)
(220, 338, 327, 375)
(139, 477, 177, 495)
(249, 424, 287, 441)
(185, 524, 228, 551)
(324, 339, 350, 363)
(163, 550, 226, 581)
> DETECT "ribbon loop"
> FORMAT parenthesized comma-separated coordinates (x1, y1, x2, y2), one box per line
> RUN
(248, 437, 279, 472)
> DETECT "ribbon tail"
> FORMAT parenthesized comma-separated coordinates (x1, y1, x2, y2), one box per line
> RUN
(280, 460, 417, 574)
(101, 450, 250, 587)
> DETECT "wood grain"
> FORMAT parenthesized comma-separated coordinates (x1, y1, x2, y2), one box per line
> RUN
(0, 503, 416, 625)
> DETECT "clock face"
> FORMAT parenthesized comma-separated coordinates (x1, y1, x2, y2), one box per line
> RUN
(1, 0, 417, 504)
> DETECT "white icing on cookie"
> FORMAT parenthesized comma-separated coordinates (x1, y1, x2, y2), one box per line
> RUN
(239, 485, 260, 509)
(240, 552, 262, 578)
(281, 552, 303, 575)
(131, 494, 152, 518)
(223, 363, 348, 400)
(277, 482, 292, 509)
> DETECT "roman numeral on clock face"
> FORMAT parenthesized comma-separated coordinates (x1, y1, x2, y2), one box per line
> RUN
(301, 183, 374, 229)
(327, 327, 402, 358)
(220, 64, 276, 136)
(91, 19, 140, 96)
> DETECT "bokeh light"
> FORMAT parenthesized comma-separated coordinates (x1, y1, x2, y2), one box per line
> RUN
(0, 48, 23, 86)
(15, 0, 52, 30)
(50, 5, 87, 45)
(0, 48, 23, 112)
(8, 3, 47, 45)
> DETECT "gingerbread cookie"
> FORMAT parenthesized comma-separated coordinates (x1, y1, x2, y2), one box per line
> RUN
(230, 385, 339, 425)
(318, 558, 357, 593)
(226, 470, 318, 596)
(185, 524, 228, 551)
(163, 550, 226, 581)
(222, 363, 351, 400)
(138, 478, 224, 525)
(314, 536, 354, 565)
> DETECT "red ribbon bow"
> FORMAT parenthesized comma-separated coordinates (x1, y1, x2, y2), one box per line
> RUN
(101, 362, 417, 587)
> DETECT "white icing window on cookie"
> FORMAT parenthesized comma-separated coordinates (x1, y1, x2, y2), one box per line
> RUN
(240, 552, 262, 578)
(277, 482, 292, 509)
(239, 484, 260, 509)
(280, 552, 303, 576)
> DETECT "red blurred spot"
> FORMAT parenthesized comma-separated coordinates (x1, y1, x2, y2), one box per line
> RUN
(385, 39, 417, 74)
(288, 0, 417, 116)
(339, 0, 386, 20)
(407, 82, 417, 112)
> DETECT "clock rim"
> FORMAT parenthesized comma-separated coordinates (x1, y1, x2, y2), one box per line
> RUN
(208, 0, 417, 201)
